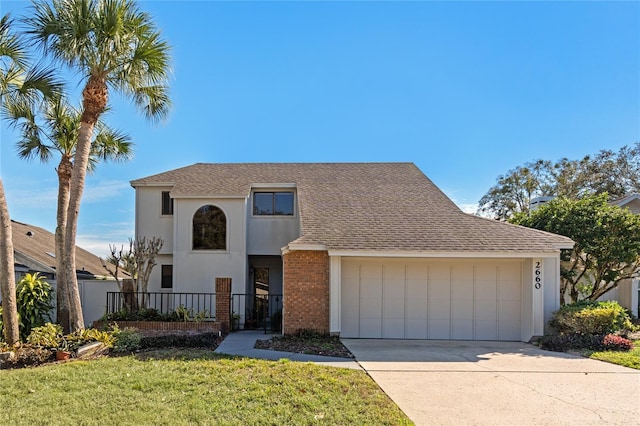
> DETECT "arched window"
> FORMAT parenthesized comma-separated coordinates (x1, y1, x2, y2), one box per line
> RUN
(192, 205, 226, 250)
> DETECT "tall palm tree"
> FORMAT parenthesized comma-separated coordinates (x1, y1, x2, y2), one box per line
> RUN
(5, 95, 133, 332)
(0, 14, 62, 345)
(26, 0, 171, 331)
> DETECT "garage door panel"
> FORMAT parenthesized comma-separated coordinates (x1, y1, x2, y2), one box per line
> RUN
(498, 280, 521, 300)
(428, 300, 450, 319)
(383, 319, 405, 338)
(407, 279, 427, 299)
(341, 315, 359, 337)
(475, 280, 497, 299)
(383, 296, 404, 315)
(407, 264, 429, 280)
(429, 279, 450, 298)
(474, 320, 497, 340)
(451, 281, 473, 299)
(406, 298, 428, 320)
(429, 264, 450, 280)
(474, 300, 497, 320)
(406, 320, 428, 338)
(360, 279, 382, 296)
(499, 321, 521, 340)
(360, 298, 382, 318)
(429, 320, 451, 339)
(360, 319, 382, 338)
(452, 320, 473, 340)
(451, 299, 473, 319)
(342, 262, 360, 279)
(498, 302, 520, 321)
(360, 264, 383, 279)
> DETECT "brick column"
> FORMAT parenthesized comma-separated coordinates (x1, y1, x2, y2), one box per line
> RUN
(283, 250, 330, 334)
(215, 278, 232, 333)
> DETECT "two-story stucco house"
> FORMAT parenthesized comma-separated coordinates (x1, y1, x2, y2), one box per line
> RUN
(130, 162, 574, 342)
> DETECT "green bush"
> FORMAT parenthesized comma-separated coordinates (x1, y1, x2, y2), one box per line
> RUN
(26, 323, 63, 349)
(539, 333, 633, 352)
(112, 328, 142, 353)
(16, 273, 55, 339)
(550, 301, 635, 335)
(65, 328, 116, 350)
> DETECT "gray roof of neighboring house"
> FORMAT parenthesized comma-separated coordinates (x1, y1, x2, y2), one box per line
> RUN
(11, 220, 111, 279)
(131, 163, 574, 254)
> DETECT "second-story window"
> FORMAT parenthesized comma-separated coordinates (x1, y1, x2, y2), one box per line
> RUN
(162, 191, 174, 215)
(253, 192, 294, 216)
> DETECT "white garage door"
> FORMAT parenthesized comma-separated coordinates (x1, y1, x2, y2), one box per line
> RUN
(341, 258, 523, 340)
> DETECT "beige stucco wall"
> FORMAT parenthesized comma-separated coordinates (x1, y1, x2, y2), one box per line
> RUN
(170, 198, 247, 295)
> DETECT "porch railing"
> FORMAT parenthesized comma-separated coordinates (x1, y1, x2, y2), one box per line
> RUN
(231, 293, 283, 333)
(105, 292, 217, 321)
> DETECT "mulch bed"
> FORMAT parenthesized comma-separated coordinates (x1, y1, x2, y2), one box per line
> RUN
(255, 335, 354, 358)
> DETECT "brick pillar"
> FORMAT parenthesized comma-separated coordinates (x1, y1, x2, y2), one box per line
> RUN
(215, 278, 232, 333)
(283, 250, 330, 334)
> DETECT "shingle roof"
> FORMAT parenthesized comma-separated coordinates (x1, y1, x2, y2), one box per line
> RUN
(131, 163, 574, 254)
(11, 220, 112, 278)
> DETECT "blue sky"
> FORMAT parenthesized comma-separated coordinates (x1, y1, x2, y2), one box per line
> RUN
(1, 0, 639, 257)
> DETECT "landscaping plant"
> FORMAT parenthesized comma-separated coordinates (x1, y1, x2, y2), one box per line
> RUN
(15, 273, 54, 339)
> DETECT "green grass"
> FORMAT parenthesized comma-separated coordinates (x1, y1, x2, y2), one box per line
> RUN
(589, 340, 640, 370)
(0, 349, 412, 425)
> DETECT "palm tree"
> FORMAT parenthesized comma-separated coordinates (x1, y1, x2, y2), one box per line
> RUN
(26, 0, 171, 331)
(5, 95, 133, 332)
(0, 14, 62, 345)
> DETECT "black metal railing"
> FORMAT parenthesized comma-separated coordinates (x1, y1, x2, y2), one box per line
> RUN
(105, 292, 217, 321)
(231, 293, 283, 333)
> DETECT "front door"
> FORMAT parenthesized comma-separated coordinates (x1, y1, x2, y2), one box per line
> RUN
(254, 267, 269, 327)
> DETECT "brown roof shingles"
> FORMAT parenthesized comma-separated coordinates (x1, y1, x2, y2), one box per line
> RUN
(11, 220, 110, 277)
(131, 163, 573, 254)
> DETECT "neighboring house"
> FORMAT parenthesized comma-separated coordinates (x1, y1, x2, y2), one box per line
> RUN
(131, 163, 574, 342)
(604, 193, 640, 315)
(7, 220, 120, 325)
(613, 193, 640, 214)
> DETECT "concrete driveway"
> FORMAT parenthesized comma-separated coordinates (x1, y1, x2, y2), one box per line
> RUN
(341, 339, 640, 426)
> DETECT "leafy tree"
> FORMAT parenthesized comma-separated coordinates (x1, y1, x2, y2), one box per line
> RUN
(5, 94, 132, 332)
(510, 194, 640, 304)
(0, 14, 61, 345)
(479, 143, 640, 219)
(26, 0, 171, 331)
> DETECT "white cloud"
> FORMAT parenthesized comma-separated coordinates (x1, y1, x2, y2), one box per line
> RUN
(77, 222, 134, 258)
(457, 203, 479, 214)
(82, 180, 132, 203)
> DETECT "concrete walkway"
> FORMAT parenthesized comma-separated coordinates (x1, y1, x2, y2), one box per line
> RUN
(214, 331, 361, 369)
(342, 339, 640, 426)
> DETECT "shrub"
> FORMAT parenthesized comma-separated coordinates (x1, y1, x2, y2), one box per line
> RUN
(26, 323, 63, 349)
(16, 273, 55, 339)
(599, 334, 633, 352)
(65, 328, 117, 350)
(539, 333, 634, 352)
(112, 328, 142, 353)
(550, 301, 635, 335)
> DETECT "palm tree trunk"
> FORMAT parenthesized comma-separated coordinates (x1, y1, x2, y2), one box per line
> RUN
(64, 121, 94, 332)
(64, 75, 107, 332)
(55, 155, 72, 333)
(0, 178, 20, 345)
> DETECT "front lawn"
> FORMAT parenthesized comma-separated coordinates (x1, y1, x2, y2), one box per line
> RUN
(0, 349, 412, 425)
(589, 340, 640, 370)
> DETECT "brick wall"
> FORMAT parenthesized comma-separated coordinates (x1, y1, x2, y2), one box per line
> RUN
(283, 250, 330, 334)
(215, 278, 232, 333)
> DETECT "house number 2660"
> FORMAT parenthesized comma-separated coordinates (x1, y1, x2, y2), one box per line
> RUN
(534, 261, 542, 289)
